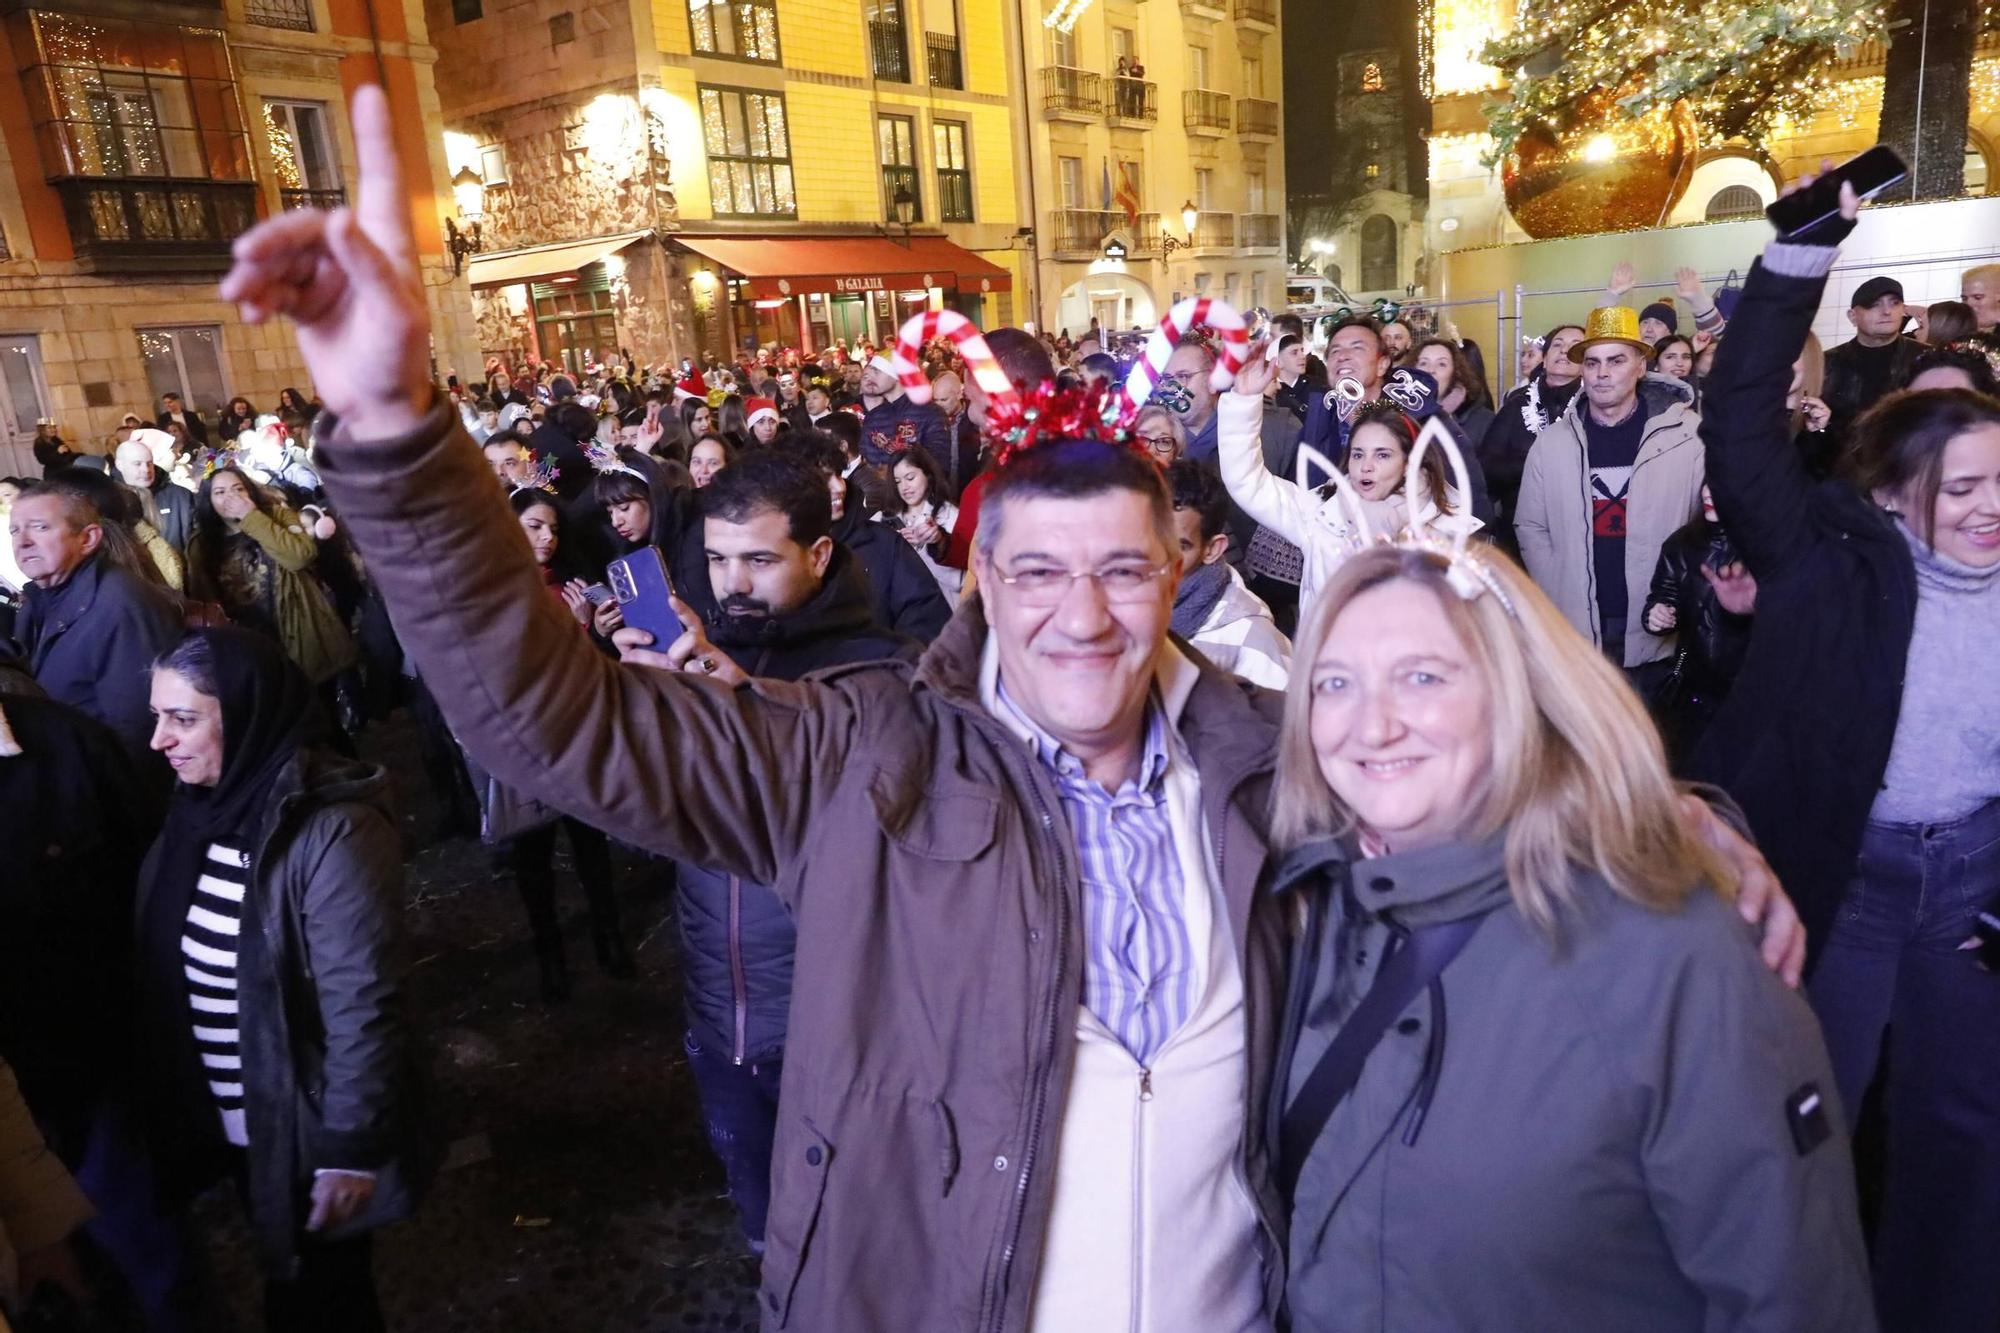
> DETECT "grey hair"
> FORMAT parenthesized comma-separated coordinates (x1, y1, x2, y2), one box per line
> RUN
(152, 633, 219, 697)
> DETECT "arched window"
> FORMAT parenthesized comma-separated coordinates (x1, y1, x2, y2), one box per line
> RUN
(1360, 61, 1384, 93)
(1704, 185, 1764, 221)
(1966, 138, 1992, 197)
(1360, 213, 1397, 291)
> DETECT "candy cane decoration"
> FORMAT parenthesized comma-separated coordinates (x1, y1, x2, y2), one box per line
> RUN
(1121, 296, 1250, 412)
(890, 310, 1017, 411)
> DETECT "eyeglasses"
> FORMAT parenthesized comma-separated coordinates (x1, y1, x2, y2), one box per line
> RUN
(993, 561, 1175, 606)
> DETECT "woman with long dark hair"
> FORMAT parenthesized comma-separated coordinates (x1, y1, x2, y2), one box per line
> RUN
(275, 388, 317, 426)
(217, 397, 258, 443)
(872, 445, 960, 604)
(1695, 177, 2000, 1330)
(137, 628, 435, 1331)
(186, 467, 354, 684)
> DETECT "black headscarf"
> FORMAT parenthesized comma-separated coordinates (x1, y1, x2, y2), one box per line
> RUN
(136, 627, 319, 1192)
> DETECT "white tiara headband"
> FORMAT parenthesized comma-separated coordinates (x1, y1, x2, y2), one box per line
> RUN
(1294, 413, 1517, 617)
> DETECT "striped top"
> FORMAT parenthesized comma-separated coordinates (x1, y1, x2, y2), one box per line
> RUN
(183, 837, 250, 1147)
(1003, 687, 1195, 1067)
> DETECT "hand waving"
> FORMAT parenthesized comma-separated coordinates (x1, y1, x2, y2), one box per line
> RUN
(1607, 261, 1636, 298)
(219, 86, 434, 442)
(1701, 561, 1759, 616)
(1232, 338, 1277, 398)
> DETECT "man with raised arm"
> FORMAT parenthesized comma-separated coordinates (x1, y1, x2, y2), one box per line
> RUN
(219, 89, 1806, 1333)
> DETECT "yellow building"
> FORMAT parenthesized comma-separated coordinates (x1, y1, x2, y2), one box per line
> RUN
(1422, 0, 2000, 255)
(1010, 0, 1287, 333)
(0, 0, 478, 474)
(432, 0, 1029, 368)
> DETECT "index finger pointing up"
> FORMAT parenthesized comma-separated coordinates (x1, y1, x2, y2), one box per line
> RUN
(349, 85, 417, 285)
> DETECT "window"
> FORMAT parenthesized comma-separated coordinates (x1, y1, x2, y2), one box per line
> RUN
(1058, 155, 1083, 209)
(1223, 272, 1239, 307)
(879, 114, 921, 222)
(699, 85, 795, 216)
(1360, 213, 1397, 291)
(532, 268, 617, 375)
(479, 144, 509, 187)
(1188, 45, 1209, 89)
(0, 336, 49, 445)
(1240, 57, 1263, 98)
(1050, 24, 1077, 68)
(934, 120, 971, 222)
(688, 0, 780, 61)
(869, 0, 910, 81)
(263, 100, 341, 208)
(452, 0, 483, 20)
(1251, 271, 1266, 310)
(1703, 185, 1763, 221)
(16, 15, 251, 181)
(1111, 27, 1135, 65)
(1964, 143, 1990, 197)
(1245, 168, 1266, 212)
(1360, 61, 1384, 92)
(137, 325, 226, 416)
(1193, 167, 1214, 211)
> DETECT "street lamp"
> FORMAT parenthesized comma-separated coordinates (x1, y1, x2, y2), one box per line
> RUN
(890, 183, 915, 245)
(446, 163, 485, 277)
(1161, 198, 1200, 256)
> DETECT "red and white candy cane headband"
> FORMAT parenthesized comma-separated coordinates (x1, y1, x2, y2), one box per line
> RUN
(1121, 296, 1250, 413)
(889, 310, 1019, 413)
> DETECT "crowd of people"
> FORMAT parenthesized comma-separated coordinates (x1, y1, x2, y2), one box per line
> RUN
(3, 87, 1999, 1333)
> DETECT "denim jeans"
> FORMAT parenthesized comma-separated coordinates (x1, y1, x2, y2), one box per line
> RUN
(1807, 796, 2000, 1333)
(683, 1031, 783, 1249)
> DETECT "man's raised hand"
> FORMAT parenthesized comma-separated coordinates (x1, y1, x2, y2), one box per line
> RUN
(219, 86, 434, 442)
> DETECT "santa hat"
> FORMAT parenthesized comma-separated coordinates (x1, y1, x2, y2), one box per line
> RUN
(745, 397, 779, 430)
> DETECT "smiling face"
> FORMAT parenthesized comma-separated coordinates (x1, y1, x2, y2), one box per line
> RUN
(1898, 423, 2000, 567)
(607, 496, 652, 543)
(1346, 420, 1410, 501)
(893, 458, 930, 509)
(1656, 341, 1694, 380)
(690, 439, 729, 488)
(1308, 579, 1493, 853)
(149, 668, 225, 787)
(1326, 325, 1390, 396)
(975, 490, 1174, 770)
(517, 502, 559, 566)
(1162, 343, 1219, 427)
(1414, 344, 1455, 394)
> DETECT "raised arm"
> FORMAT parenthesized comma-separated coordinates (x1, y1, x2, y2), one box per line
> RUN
(1698, 177, 1858, 582)
(1216, 355, 1323, 551)
(220, 87, 859, 884)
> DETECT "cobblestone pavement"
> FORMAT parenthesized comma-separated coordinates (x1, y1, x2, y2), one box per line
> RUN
(200, 715, 763, 1330)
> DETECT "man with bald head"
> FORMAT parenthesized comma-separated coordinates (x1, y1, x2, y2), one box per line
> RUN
(112, 430, 193, 554)
(1962, 263, 2000, 340)
(929, 369, 980, 498)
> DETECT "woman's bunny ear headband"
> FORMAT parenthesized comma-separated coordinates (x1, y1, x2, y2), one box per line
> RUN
(1292, 414, 1518, 618)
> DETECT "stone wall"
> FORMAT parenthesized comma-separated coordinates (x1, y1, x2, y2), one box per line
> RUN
(460, 90, 679, 253)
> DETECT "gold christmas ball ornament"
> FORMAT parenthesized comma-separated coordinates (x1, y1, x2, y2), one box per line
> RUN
(1501, 89, 1698, 239)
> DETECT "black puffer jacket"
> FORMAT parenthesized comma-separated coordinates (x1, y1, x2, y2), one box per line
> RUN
(676, 553, 919, 1064)
(1643, 516, 1751, 693)
(832, 509, 952, 644)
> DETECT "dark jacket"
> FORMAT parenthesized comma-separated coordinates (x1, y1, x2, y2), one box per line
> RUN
(1644, 517, 1751, 693)
(149, 472, 195, 554)
(1271, 837, 1872, 1333)
(13, 555, 182, 754)
(313, 401, 1295, 1333)
(33, 435, 82, 478)
(0, 691, 160, 1142)
(135, 750, 438, 1279)
(1690, 253, 1919, 965)
(940, 410, 982, 501)
(155, 409, 209, 448)
(831, 509, 953, 644)
(1819, 334, 1920, 433)
(678, 560, 918, 1067)
(859, 393, 950, 467)
(1481, 374, 1579, 518)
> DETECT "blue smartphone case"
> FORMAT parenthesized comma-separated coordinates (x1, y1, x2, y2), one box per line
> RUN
(607, 548, 682, 649)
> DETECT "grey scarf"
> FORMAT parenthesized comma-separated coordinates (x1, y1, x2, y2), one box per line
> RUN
(1172, 560, 1232, 639)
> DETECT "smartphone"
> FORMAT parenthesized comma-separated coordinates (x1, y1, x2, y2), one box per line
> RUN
(607, 546, 681, 648)
(581, 583, 614, 606)
(1764, 145, 1907, 240)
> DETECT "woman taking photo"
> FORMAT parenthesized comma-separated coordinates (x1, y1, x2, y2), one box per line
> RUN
(1268, 542, 1872, 1332)
(497, 489, 633, 999)
(185, 466, 355, 685)
(872, 444, 961, 604)
(1414, 338, 1495, 445)
(137, 628, 434, 1331)
(1694, 178, 2000, 1331)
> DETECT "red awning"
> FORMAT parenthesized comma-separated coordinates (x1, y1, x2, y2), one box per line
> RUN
(675, 234, 1011, 298)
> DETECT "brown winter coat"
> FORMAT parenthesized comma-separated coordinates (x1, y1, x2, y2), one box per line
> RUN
(314, 402, 1293, 1331)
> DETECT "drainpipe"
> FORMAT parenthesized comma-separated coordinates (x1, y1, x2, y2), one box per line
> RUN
(1009, 0, 1044, 327)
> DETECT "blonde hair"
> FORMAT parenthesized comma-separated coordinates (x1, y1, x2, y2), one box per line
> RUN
(1271, 546, 1733, 936)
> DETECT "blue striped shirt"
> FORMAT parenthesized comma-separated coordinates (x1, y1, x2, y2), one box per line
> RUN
(1005, 689, 1195, 1066)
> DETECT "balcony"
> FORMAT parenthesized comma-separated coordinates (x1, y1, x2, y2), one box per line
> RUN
(54, 177, 258, 274)
(1178, 0, 1226, 20)
(246, 0, 315, 29)
(1108, 76, 1157, 125)
(1190, 210, 1234, 251)
(1183, 89, 1231, 135)
(1050, 208, 1117, 258)
(1040, 66, 1103, 120)
(1127, 212, 1162, 256)
(925, 32, 963, 89)
(1240, 212, 1281, 251)
(1238, 97, 1279, 139)
(868, 19, 910, 81)
(938, 168, 972, 222)
(279, 186, 345, 211)
(1233, 0, 1276, 28)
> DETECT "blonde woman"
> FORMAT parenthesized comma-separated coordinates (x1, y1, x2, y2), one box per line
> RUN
(1267, 543, 1872, 1333)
